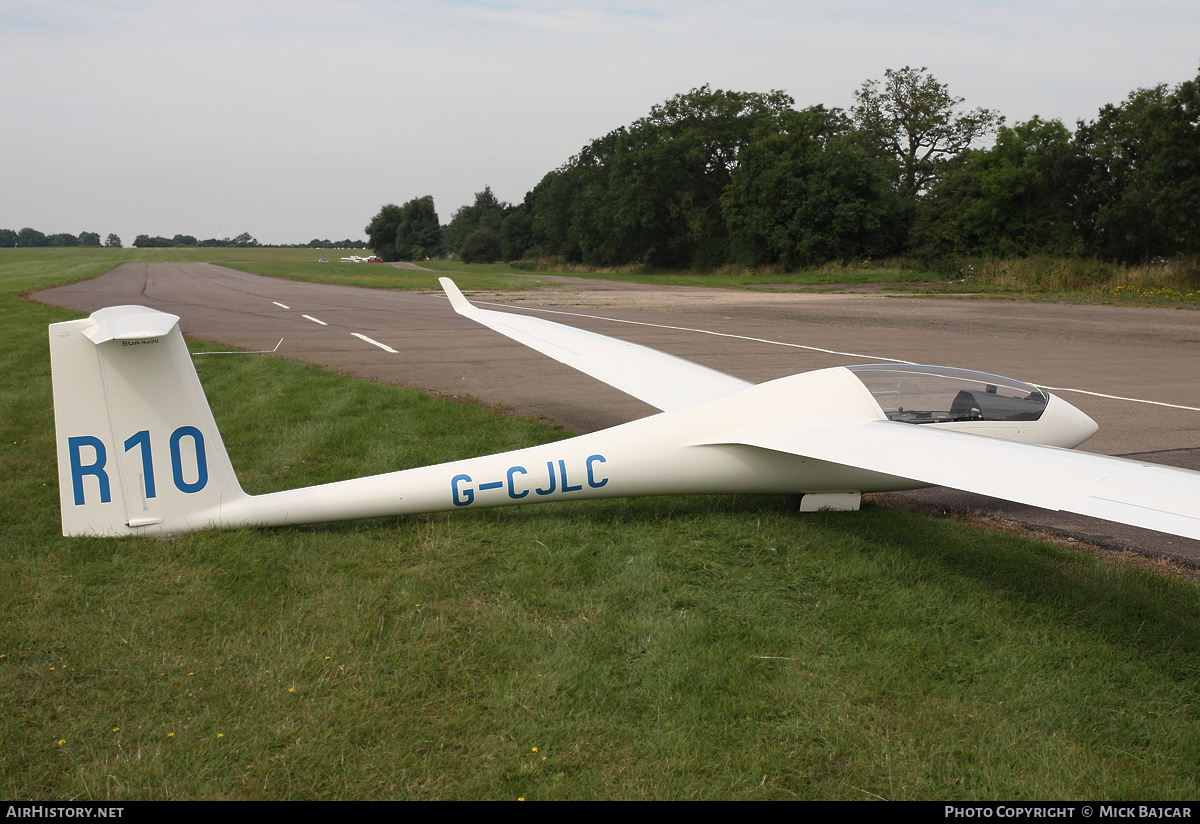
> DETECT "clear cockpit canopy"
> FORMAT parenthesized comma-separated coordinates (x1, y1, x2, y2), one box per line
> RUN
(847, 364, 1049, 425)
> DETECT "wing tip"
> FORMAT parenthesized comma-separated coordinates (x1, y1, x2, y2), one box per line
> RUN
(439, 278, 472, 316)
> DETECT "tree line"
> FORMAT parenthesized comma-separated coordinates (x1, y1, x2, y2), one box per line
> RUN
(1, 230, 367, 249)
(132, 232, 260, 248)
(367, 66, 1200, 268)
(130, 234, 367, 248)
(0, 228, 120, 248)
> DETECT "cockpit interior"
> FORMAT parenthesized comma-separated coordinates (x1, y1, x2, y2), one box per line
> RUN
(847, 364, 1049, 425)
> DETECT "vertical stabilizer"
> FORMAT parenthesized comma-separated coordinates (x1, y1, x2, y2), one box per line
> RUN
(50, 306, 245, 536)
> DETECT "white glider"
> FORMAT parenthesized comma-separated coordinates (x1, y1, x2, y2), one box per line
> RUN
(49, 280, 1200, 541)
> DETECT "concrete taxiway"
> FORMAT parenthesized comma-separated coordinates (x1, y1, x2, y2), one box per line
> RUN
(35, 262, 1200, 564)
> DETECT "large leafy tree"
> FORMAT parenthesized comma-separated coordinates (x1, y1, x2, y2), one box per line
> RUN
(596, 86, 795, 269)
(443, 187, 508, 257)
(520, 168, 576, 260)
(722, 106, 906, 268)
(545, 129, 624, 265)
(912, 117, 1087, 258)
(17, 228, 48, 247)
(105, 233, 121, 248)
(394, 195, 442, 260)
(1075, 69, 1200, 260)
(368, 197, 444, 260)
(459, 228, 503, 263)
(365, 203, 404, 261)
(852, 66, 1002, 198)
(499, 204, 534, 261)
(78, 231, 101, 247)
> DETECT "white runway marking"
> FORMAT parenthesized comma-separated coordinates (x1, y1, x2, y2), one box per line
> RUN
(193, 339, 284, 356)
(479, 300, 1200, 413)
(475, 300, 911, 364)
(273, 301, 290, 309)
(1036, 385, 1200, 412)
(352, 333, 398, 354)
(302, 315, 327, 326)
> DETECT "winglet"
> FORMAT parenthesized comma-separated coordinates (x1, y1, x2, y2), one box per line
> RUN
(440, 278, 474, 316)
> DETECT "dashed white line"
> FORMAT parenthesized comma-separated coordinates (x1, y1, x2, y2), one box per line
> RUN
(352, 333, 398, 354)
(273, 301, 290, 309)
(302, 314, 327, 326)
(475, 300, 1198, 412)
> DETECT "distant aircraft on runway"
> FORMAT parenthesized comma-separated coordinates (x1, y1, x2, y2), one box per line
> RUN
(47, 280, 1200, 540)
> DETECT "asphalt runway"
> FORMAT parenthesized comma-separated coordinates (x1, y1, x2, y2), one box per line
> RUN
(35, 262, 1200, 564)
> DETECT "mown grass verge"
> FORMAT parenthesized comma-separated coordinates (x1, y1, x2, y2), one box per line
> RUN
(229, 254, 543, 292)
(13, 247, 1195, 307)
(430, 258, 933, 289)
(495, 255, 1200, 306)
(2, 247, 545, 295)
(4, 248, 1200, 799)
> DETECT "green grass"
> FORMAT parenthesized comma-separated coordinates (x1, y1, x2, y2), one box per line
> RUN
(471, 255, 1200, 305)
(930, 256, 1200, 304)
(12, 247, 1195, 306)
(1, 247, 547, 295)
(5, 246, 1200, 799)
(229, 254, 545, 292)
(423, 258, 934, 289)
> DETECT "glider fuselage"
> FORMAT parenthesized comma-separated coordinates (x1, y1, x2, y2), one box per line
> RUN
(54, 288, 1197, 542)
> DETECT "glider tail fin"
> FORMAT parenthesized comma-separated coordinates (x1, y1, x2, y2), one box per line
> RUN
(49, 306, 245, 536)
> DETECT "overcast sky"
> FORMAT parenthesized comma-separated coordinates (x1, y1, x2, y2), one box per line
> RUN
(3, 1, 1198, 245)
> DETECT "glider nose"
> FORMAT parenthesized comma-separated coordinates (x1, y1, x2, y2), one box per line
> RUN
(1040, 393, 1099, 448)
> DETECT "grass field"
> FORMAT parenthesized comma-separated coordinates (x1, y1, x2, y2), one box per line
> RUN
(460, 258, 933, 290)
(227, 251, 545, 292)
(480, 255, 1200, 306)
(0, 246, 547, 294)
(4, 248, 1200, 799)
(11, 246, 1194, 305)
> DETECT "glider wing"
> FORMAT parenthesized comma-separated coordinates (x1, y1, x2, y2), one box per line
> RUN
(441, 278, 749, 411)
(737, 419, 1200, 541)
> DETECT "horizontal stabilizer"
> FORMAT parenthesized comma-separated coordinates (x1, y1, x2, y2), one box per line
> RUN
(440, 278, 749, 411)
(82, 305, 181, 343)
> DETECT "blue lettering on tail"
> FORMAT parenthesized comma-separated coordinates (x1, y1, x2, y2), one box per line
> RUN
(69, 436, 110, 505)
(70, 426, 211, 506)
(123, 430, 156, 498)
(169, 426, 208, 493)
